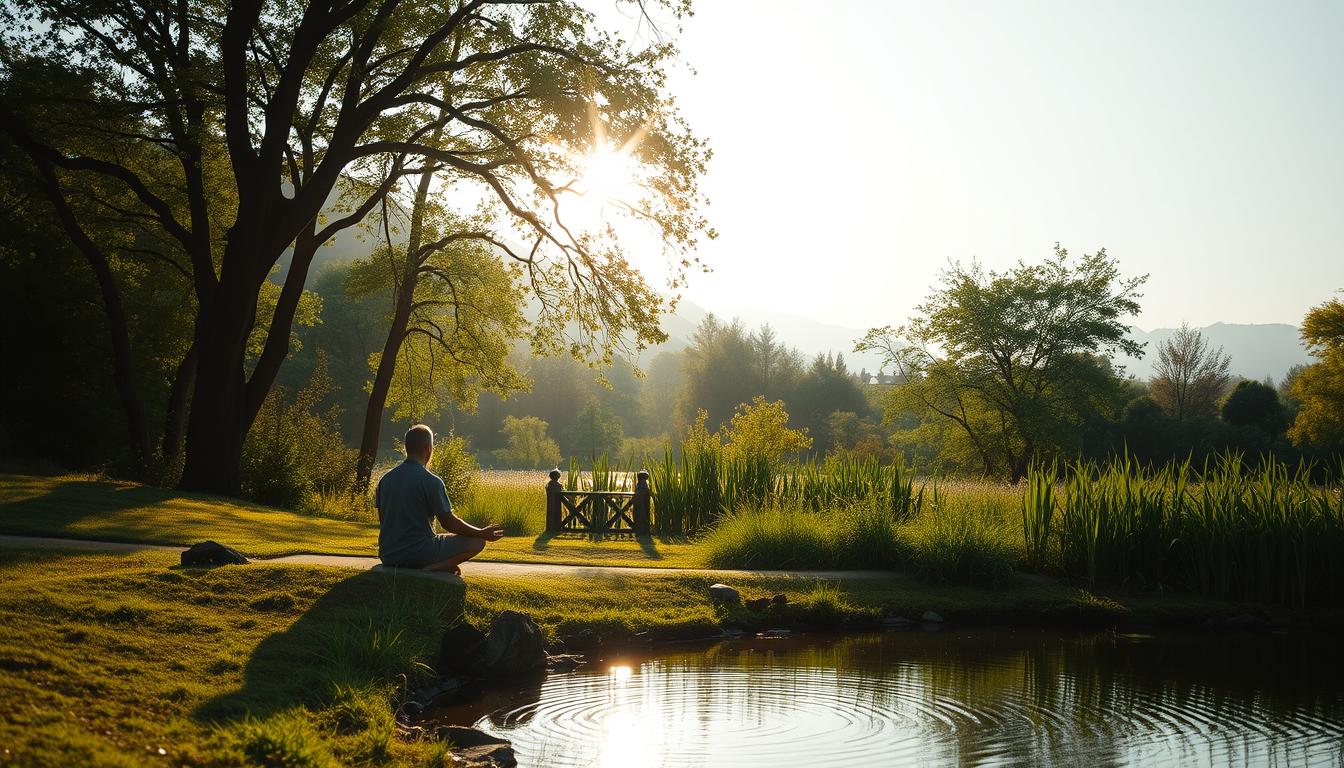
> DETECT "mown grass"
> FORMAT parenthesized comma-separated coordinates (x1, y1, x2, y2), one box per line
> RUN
(0, 547, 1181, 767)
(0, 473, 703, 567)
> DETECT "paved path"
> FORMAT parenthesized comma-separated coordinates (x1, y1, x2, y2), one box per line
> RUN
(0, 534, 899, 581)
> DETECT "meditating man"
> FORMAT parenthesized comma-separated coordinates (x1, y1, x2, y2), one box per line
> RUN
(375, 424, 503, 574)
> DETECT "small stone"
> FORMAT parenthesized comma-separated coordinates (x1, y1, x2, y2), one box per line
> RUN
(921, 611, 945, 624)
(744, 597, 770, 611)
(771, 594, 788, 606)
(708, 583, 741, 605)
(438, 725, 511, 748)
(451, 743, 517, 767)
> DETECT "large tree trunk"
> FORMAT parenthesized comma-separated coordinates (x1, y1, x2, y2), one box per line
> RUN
(178, 264, 263, 495)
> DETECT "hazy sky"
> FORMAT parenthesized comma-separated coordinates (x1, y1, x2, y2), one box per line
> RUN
(597, 0, 1344, 331)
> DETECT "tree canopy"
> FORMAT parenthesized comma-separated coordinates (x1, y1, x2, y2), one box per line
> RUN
(858, 245, 1145, 479)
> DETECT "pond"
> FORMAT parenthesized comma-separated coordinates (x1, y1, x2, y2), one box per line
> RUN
(427, 628, 1344, 767)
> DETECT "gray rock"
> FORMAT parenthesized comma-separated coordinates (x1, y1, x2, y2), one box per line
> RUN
(757, 629, 792, 638)
(744, 597, 770, 611)
(708, 583, 741, 605)
(882, 616, 915, 628)
(451, 743, 517, 767)
(771, 594, 788, 606)
(180, 541, 249, 566)
(438, 622, 487, 676)
(921, 611, 945, 624)
(481, 611, 547, 676)
(1223, 613, 1268, 629)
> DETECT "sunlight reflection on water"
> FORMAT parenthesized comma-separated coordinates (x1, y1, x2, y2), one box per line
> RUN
(429, 629, 1344, 767)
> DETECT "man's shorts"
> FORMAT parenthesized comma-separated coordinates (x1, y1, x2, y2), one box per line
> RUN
(381, 534, 478, 569)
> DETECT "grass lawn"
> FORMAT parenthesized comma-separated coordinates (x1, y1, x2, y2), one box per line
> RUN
(0, 474, 705, 567)
(0, 545, 1153, 767)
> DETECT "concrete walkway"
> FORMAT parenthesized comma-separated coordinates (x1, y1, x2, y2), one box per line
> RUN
(0, 534, 899, 581)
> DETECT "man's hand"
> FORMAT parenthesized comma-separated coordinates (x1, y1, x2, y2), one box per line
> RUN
(478, 523, 505, 542)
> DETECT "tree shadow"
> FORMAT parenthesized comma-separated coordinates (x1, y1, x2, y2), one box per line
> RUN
(0, 476, 174, 534)
(195, 569, 464, 725)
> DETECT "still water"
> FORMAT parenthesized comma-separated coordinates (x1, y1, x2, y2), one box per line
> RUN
(429, 628, 1344, 767)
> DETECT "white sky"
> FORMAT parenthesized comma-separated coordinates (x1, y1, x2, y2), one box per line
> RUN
(592, 0, 1344, 331)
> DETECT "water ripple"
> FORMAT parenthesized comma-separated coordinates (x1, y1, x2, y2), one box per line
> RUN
(428, 630, 1344, 768)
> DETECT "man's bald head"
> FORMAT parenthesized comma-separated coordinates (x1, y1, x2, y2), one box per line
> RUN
(405, 424, 434, 462)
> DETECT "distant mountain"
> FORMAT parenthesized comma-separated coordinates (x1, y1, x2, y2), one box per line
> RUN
(1118, 323, 1311, 383)
(646, 299, 888, 373)
(279, 235, 1311, 383)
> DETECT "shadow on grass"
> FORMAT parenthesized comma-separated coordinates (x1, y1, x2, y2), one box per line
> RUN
(0, 476, 175, 533)
(529, 530, 669, 560)
(195, 569, 464, 725)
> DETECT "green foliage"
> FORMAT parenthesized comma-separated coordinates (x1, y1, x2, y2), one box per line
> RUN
(1221, 380, 1286, 437)
(859, 245, 1144, 479)
(493, 415, 562, 469)
(1042, 455, 1344, 606)
(564, 397, 625, 461)
(1288, 296, 1344, 448)
(428, 435, 479, 511)
(241, 355, 356, 509)
(721, 396, 812, 461)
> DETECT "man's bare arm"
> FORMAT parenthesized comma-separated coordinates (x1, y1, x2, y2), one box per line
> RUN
(437, 510, 504, 541)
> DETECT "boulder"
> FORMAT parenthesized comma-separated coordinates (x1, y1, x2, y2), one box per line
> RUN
(920, 611, 945, 624)
(438, 622, 488, 676)
(771, 594, 788, 606)
(882, 616, 915, 628)
(757, 629, 792, 639)
(480, 611, 547, 676)
(180, 541, 249, 566)
(708, 583, 741, 605)
(744, 597, 770, 611)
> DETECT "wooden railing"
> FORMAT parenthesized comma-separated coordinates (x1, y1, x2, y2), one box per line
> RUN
(545, 469, 651, 535)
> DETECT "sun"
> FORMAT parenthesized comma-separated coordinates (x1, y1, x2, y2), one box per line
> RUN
(574, 142, 641, 210)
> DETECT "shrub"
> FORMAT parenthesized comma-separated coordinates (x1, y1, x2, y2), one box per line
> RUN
(428, 434, 478, 510)
(241, 354, 355, 509)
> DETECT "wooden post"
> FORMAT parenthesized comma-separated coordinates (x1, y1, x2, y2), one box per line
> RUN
(545, 469, 563, 532)
(633, 469, 651, 535)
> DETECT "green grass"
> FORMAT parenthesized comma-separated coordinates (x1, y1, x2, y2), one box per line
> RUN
(0, 473, 705, 567)
(0, 546, 1199, 767)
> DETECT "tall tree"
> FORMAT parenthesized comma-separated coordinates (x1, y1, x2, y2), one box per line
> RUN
(858, 245, 1145, 480)
(1, 0, 709, 495)
(1287, 295, 1344, 449)
(346, 164, 529, 489)
(1148, 323, 1232, 423)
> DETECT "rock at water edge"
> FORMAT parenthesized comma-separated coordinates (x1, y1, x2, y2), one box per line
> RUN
(481, 611, 547, 676)
(708, 583, 741, 605)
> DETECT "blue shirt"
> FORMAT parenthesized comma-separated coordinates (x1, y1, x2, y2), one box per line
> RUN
(374, 459, 452, 560)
